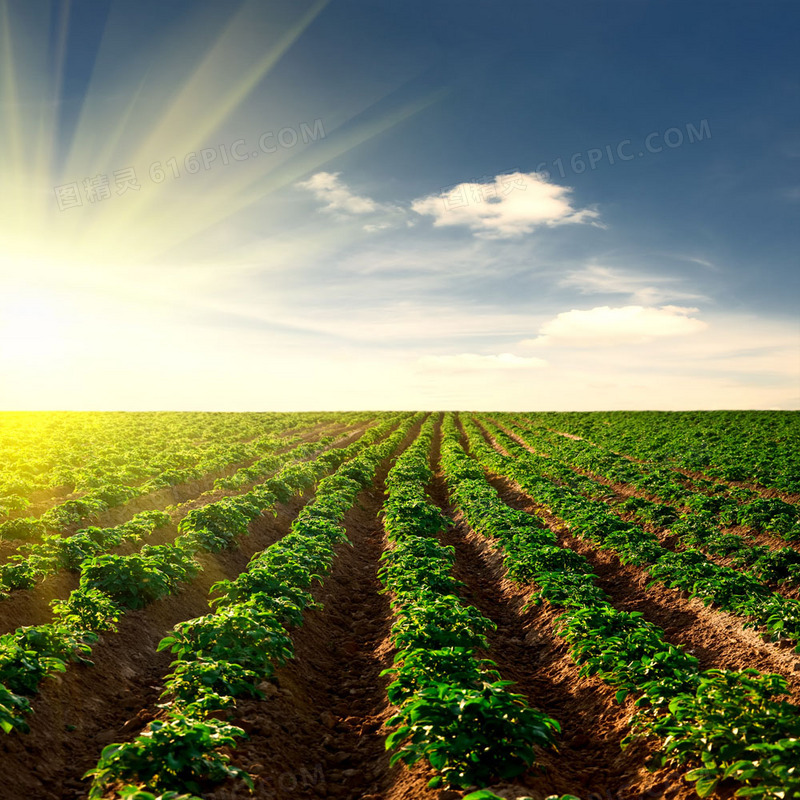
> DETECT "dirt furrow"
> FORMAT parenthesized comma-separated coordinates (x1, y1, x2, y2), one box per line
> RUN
(0, 426, 369, 635)
(0, 492, 313, 800)
(203, 418, 440, 800)
(485, 470, 800, 701)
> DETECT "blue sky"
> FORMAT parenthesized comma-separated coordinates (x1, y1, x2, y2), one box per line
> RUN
(0, 0, 798, 409)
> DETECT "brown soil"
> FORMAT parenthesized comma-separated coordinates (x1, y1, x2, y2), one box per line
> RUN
(0, 422, 358, 565)
(542, 425, 800, 507)
(0, 493, 312, 800)
(0, 427, 368, 635)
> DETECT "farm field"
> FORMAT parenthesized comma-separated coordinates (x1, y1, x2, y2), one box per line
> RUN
(0, 410, 798, 800)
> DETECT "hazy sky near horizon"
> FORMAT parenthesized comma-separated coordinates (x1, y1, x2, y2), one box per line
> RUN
(0, 0, 798, 410)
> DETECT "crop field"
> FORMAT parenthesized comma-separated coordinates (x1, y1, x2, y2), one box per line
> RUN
(0, 410, 798, 800)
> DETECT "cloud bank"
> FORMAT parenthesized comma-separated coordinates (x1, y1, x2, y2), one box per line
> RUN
(524, 305, 708, 347)
(298, 170, 599, 239)
(297, 171, 380, 215)
(411, 171, 600, 238)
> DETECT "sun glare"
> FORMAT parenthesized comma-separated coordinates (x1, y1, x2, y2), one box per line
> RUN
(0, 289, 70, 364)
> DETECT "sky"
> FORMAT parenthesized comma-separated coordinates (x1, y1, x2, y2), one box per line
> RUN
(0, 0, 798, 410)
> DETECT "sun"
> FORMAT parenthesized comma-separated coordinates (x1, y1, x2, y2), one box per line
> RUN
(0, 288, 70, 365)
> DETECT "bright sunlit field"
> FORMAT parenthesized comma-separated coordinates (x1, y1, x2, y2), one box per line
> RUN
(0, 410, 799, 800)
(1, 1, 799, 798)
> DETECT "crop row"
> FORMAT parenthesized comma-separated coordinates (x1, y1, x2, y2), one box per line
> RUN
(82, 414, 419, 798)
(503, 414, 800, 541)
(518, 411, 800, 494)
(0, 416, 404, 736)
(0, 436, 341, 596)
(448, 413, 800, 800)
(475, 417, 800, 649)
(0, 415, 350, 542)
(0, 412, 316, 523)
(495, 419, 800, 591)
(379, 416, 559, 791)
(0, 412, 377, 520)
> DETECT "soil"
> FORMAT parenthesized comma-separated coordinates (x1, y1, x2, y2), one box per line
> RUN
(0, 426, 368, 636)
(0, 422, 358, 565)
(542, 425, 800, 507)
(1, 414, 797, 800)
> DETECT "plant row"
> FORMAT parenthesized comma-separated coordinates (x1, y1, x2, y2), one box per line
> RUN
(449, 413, 800, 800)
(0, 412, 376, 523)
(515, 411, 800, 494)
(0, 412, 300, 523)
(496, 419, 800, 590)
(379, 416, 560, 790)
(0, 419, 329, 542)
(502, 414, 799, 541)
(475, 417, 800, 650)
(0, 416, 406, 737)
(0, 436, 341, 596)
(82, 414, 419, 798)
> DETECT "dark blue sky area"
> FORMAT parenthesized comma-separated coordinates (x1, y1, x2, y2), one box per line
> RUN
(45, 0, 800, 313)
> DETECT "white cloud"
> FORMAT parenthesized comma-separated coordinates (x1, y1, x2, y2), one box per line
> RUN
(297, 170, 599, 238)
(524, 305, 707, 347)
(411, 171, 600, 238)
(297, 172, 408, 232)
(560, 264, 704, 305)
(418, 353, 548, 371)
(297, 171, 380, 215)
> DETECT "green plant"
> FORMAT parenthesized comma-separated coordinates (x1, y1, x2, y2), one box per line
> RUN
(157, 606, 293, 675)
(162, 658, 263, 713)
(80, 548, 198, 609)
(84, 716, 252, 797)
(0, 684, 30, 733)
(391, 592, 494, 651)
(387, 681, 559, 788)
(115, 787, 202, 800)
(51, 587, 122, 633)
(0, 623, 92, 694)
(633, 669, 800, 799)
